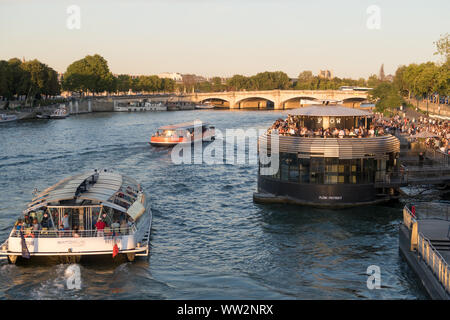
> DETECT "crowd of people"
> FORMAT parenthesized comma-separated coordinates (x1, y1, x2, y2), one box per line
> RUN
(14, 210, 133, 238)
(267, 115, 386, 138)
(266, 113, 449, 154)
(373, 113, 449, 154)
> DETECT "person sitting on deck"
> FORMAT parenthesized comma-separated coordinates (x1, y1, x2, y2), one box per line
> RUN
(95, 219, 106, 237)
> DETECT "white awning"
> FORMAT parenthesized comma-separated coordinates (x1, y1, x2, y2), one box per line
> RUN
(127, 200, 145, 221)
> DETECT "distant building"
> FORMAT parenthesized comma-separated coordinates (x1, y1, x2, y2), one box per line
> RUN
(158, 72, 183, 82)
(318, 70, 333, 79)
(379, 64, 386, 81)
(385, 74, 394, 82)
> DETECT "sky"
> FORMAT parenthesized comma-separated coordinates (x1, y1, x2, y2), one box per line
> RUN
(0, 0, 449, 79)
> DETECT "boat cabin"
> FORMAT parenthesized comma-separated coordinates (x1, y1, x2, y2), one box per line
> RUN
(18, 170, 146, 238)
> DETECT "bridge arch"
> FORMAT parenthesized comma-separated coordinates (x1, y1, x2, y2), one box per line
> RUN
(280, 96, 319, 109)
(199, 97, 230, 108)
(341, 97, 368, 108)
(235, 96, 276, 109)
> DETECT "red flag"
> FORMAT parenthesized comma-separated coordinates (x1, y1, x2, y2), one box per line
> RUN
(112, 243, 119, 258)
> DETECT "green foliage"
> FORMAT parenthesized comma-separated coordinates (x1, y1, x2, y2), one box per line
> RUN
(434, 33, 449, 62)
(21, 59, 60, 97)
(369, 82, 403, 114)
(63, 54, 115, 94)
(223, 71, 291, 91)
(294, 71, 369, 90)
(0, 58, 59, 100)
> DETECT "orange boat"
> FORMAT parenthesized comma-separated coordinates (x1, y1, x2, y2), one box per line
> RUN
(150, 121, 215, 147)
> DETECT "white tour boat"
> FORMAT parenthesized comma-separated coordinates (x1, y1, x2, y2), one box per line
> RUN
(0, 169, 152, 264)
(114, 101, 167, 112)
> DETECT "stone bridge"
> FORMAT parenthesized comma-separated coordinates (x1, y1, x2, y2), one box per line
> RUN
(186, 90, 369, 109)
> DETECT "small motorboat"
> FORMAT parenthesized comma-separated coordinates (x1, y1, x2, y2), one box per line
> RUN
(36, 113, 50, 119)
(195, 102, 215, 109)
(0, 114, 18, 123)
(0, 169, 152, 264)
(150, 120, 215, 146)
(49, 106, 69, 119)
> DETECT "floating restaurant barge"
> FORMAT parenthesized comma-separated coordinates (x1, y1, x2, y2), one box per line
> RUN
(254, 105, 400, 207)
(0, 170, 152, 264)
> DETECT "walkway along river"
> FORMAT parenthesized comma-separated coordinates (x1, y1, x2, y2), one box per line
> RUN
(0, 110, 434, 299)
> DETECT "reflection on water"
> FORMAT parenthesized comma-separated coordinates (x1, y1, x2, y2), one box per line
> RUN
(0, 110, 428, 299)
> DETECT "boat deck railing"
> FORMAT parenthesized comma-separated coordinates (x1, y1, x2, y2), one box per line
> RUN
(374, 163, 450, 187)
(10, 226, 136, 239)
(417, 232, 450, 294)
(403, 205, 450, 294)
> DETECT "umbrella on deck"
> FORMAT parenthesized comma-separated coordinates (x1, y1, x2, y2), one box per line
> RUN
(411, 131, 439, 139)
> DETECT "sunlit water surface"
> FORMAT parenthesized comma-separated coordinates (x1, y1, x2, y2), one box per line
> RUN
(0, 110, 428, 299)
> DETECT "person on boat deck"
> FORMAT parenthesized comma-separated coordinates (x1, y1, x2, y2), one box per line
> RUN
(62, 213, 70, 230)
(32, 219, 40, 231)
(58, 224, 66, 237)
(101, 212, 108, 223)
(23, 214, 32, 227)
(95, 219, 106, 237)
(40, 213, 52, 229)
(15, 219, 24, 232)
(120, 219, 128, 234)
(111, 220, 120, 235)
(72, 225, 80, 238)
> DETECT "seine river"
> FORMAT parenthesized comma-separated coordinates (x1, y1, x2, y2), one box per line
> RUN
(0, 110, 428, 299)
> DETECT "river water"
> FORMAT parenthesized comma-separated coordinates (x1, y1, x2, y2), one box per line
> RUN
(0, 110, 428, 299)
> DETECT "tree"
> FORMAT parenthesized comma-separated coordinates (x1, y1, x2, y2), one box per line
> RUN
(161, 78, 175, 92)
(211, 77, 224, 92)
(367, 74, 381, 88)
(226, 75, 250, 91)
(434, 60, 450, 97)
(63, 54, 115, 95)
(21, 59, 60, 98)
(6, 58, 31, 98)
(434, 33, 449, 63)
(369, 82, 403, 114)
(116, 74, 133, 94)
(295, 71, 314, 89)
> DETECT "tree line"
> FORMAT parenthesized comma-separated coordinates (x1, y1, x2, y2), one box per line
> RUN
(62, 54, 176, 95)
(0, 58, 60, 101)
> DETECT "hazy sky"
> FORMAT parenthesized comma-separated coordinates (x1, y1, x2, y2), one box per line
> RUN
(1, 0, 449, 79)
